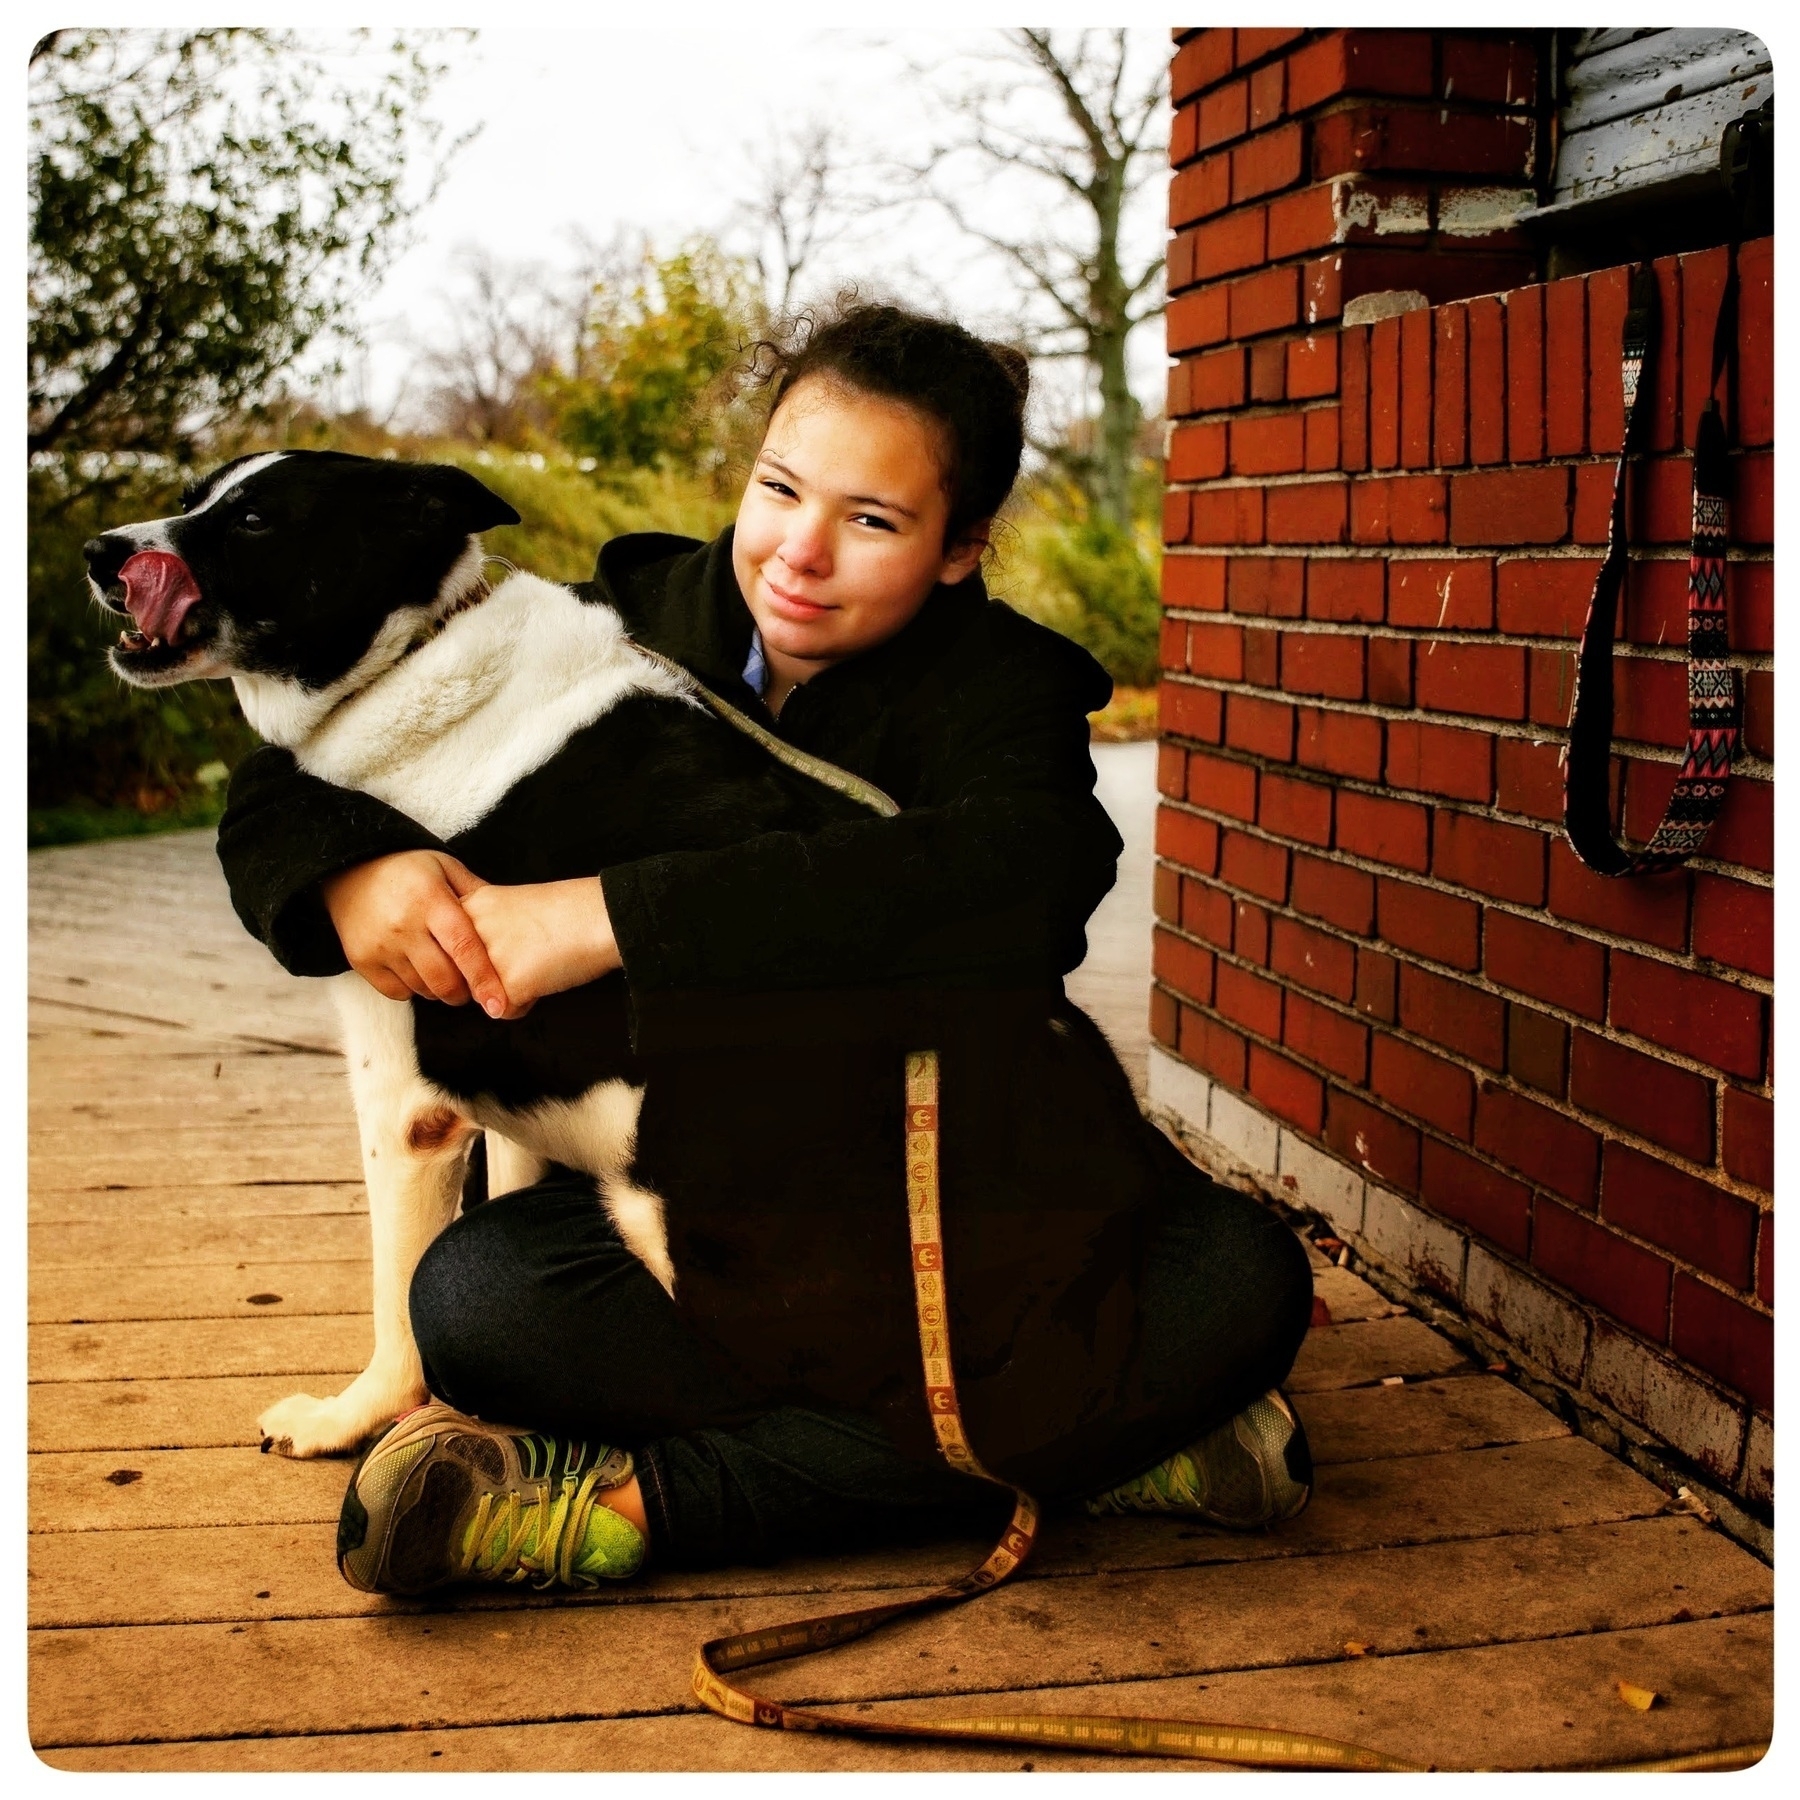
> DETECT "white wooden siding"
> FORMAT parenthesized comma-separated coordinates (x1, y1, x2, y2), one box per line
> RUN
(1551, 28, 1772, 208)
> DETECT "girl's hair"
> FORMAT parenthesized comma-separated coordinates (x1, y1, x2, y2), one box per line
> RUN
(753, 299, 1030, 543)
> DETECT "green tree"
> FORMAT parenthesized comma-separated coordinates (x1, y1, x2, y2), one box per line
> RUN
(28, 28, 458, 835)
(554, 243, 762, 479)
(29, 28, 458, 461)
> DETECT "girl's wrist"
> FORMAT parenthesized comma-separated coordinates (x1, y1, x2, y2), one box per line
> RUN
(547, 874, 617, 981)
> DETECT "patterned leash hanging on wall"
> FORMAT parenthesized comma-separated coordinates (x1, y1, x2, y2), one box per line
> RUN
(1563, 252, 1741, 875)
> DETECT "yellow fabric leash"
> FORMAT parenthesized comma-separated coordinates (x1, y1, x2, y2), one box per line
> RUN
(689, 1050, 1418, 1770)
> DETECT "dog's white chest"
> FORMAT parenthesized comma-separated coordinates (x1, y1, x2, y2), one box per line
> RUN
(290, 575, 691, 839)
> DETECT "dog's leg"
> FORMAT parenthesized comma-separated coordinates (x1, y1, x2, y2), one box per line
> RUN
(598, 1175, 676, 1297)
(487, 1082, 674, 1296)
(484, 1131, 548, 1199)
(258, 979, 471, 1458)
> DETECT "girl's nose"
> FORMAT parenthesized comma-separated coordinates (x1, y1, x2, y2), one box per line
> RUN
(778, 511, 832, 578)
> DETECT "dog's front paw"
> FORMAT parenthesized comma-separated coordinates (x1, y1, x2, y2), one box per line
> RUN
(258, 1388, 410, 1459)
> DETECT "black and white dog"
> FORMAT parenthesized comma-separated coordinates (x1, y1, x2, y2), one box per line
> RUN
(87, 449, 871, 1457)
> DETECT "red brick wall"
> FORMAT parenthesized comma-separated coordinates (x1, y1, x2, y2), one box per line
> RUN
(1154, 28, 1773, 1524)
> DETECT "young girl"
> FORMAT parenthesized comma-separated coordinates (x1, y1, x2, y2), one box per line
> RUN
(218, 304, 1314, 1593)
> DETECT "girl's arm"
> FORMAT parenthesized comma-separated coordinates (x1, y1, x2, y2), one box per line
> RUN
(217, 747, 513, 1011)
(602, 667, 1119, 1002)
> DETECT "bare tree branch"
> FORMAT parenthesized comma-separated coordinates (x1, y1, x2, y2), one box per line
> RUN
(897, 28, 1167, 527)
(725, 116, 883, 314)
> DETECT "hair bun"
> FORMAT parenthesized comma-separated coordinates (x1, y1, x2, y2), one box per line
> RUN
(988, 341, 1031, 408)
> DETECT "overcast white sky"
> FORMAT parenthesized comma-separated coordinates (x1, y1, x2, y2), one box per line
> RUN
(330, 26, 1171, 426)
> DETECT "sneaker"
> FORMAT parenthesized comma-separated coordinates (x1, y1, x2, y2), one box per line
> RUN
(336, 1401, 646, 1595)
(1082, 1389, 1313, 1529)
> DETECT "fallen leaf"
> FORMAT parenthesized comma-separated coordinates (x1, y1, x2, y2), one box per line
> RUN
(1380, 1375, 1405, 1387)
(1343, 1641, 1369, 1658)
(1486, 1361, 1508, 1374)
(1310, 1296, 1333, 1329)
(1616, 1680, 1659, 1712)
(1316, 1237, 1344, 1257)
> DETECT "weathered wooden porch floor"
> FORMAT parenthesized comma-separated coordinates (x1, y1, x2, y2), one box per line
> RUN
(29, 762, 1771, 1770)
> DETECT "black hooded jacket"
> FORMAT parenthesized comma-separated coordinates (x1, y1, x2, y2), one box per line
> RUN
(217, 528, 1171, 1482)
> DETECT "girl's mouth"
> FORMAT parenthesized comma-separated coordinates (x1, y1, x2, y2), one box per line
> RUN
(763, 577, 834, 620)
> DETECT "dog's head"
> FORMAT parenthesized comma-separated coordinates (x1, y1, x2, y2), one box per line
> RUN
(86, 450, 521, 694)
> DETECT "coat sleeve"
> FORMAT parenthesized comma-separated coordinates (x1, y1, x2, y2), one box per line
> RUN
(599, 642, 1123, 1037)
(214, 745, 447, 976)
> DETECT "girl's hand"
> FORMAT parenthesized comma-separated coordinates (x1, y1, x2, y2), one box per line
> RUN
(460, 878, 622, 1012)
(321, 850, 517, 1017)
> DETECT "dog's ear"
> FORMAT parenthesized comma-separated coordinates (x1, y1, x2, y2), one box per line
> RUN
(408, 464, 523, 534)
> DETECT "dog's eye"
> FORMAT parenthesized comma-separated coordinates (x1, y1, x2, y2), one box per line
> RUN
(239, 511, 268, 531)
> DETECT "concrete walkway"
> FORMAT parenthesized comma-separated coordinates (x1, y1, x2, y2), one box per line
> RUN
(28, 746, 1772, 1770)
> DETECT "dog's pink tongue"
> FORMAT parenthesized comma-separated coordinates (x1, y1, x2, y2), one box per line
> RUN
(119, 551, 202, 643)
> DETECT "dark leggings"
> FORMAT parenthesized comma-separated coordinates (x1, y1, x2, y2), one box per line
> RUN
(410, 1159, 1313, 1570)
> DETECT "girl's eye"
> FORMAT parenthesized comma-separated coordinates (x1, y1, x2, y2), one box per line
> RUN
(852, 513, 897, 532)
(761, 478, 797, 498)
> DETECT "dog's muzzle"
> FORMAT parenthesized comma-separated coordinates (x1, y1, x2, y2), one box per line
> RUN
(115, 550, 204, 648)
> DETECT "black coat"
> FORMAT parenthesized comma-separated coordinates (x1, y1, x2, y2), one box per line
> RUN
(217, 528, 1170, 1482)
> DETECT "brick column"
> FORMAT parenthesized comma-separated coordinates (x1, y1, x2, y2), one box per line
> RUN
(1155, 27, 1774, 1546)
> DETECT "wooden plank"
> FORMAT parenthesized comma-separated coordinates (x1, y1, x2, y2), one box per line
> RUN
(25, 1518, 1768, 1750)
(31, 1314, 370, 1383)
(30, 1212, 366, 1271)
(1286, 1315, 1471, 1391)
(29, 1189, 365, 1233)
(1561, 27, 1771, 132)
(29, 1129, 365, 1190)
(31, 1448, 351, 1535)
(29, 986, 340, 1055)
(27, 1023, 332, 1062)
(35, 1613, 1778, 1772)
(28, 1059, 346, 1104)
(30, 1097, 352, 1134)
(32, 1261, 370, 1324)
(1295, 1375, 1567, 1465)
(28, 1064, 339, 1104)
(1555, 76, 1775, 204)
(31, 1373, 364, 1455)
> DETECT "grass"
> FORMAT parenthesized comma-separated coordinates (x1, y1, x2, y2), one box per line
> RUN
(29, 788, 229, 850)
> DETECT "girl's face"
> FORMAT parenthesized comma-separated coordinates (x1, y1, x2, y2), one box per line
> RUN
(732, 376, 987, 680)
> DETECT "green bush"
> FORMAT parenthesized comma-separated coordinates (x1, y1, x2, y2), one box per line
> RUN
(992, 497, 1163, 689)
(435, 448, 737, 584)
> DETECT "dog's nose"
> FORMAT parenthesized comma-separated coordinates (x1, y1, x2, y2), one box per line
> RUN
(84, 534, 133, 583)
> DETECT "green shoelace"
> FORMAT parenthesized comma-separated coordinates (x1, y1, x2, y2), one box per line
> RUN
(454, 1435, 630, 1588)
